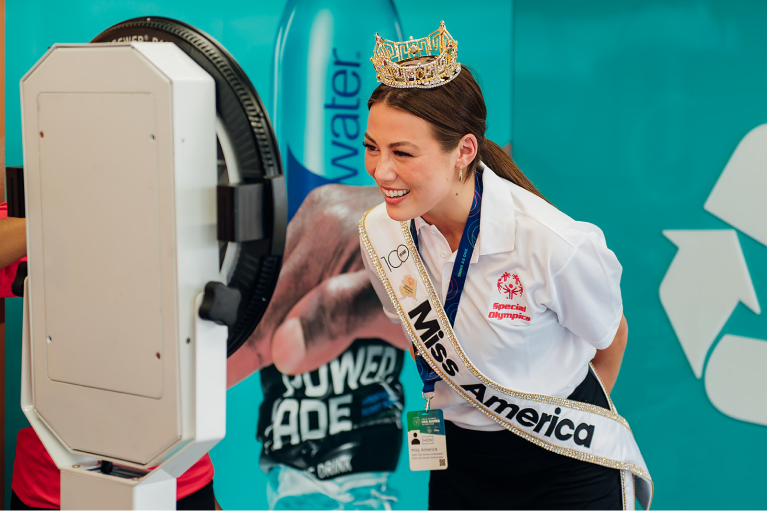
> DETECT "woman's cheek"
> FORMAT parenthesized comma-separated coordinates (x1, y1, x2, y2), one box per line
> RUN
(364, 154, 376, 178)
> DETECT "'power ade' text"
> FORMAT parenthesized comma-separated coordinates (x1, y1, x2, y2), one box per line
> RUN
(268, 345, 399, 452)
(461, 383, 595, 448)
(408, 300, 460, 376)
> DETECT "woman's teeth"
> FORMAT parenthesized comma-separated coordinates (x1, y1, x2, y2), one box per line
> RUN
(383, 188, 410, 198)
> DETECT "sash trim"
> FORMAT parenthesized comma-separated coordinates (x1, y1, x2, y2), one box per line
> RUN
(359, 207, 654, 509)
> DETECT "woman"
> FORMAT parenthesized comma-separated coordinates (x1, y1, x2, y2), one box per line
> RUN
(359, 23, 650, 510)
(0, 201, 218, 510)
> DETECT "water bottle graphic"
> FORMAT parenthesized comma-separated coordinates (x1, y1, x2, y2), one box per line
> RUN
(272, 0, 403, 219)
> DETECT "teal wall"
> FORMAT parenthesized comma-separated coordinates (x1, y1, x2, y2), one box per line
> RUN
(512, 2, 767, 509)
(5, 1, 767, 509)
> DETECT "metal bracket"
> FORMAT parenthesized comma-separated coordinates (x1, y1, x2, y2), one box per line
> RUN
(6, 166, 25, 218)
(217, 183, 264, 242)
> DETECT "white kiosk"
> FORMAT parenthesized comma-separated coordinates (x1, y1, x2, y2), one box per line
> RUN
(15, 17, 286, 510)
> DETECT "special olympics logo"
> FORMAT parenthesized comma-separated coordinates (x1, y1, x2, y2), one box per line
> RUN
(497, 272, 523, 300)
(413, 416, 421, 427)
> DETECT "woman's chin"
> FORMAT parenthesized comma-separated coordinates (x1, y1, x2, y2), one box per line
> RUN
(384, 203, 415, 222)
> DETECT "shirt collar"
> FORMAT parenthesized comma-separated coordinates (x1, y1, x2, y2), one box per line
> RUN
(412, 162, 516, 260)
(477, 163, 516, 255)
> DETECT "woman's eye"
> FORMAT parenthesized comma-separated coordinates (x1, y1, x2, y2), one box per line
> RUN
(394, 150, 412, 157)
(362, 142, 378, 152)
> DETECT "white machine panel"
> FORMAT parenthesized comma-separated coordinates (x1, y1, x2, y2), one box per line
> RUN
(40, 92, 164, 398)
(21, 43, 224, 467)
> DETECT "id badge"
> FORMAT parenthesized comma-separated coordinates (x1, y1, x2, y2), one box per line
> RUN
(406, 409, 448, 471)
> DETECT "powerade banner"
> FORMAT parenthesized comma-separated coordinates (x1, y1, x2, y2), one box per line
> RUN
(255, 1, 408, 507)
(237, 180, 410, 508)
(257, 339, 404, 478)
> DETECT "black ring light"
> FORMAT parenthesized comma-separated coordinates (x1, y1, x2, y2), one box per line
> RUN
(93, 17, 287, 357)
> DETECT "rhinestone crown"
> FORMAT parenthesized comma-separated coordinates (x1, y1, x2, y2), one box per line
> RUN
(371, 21, 460, 89)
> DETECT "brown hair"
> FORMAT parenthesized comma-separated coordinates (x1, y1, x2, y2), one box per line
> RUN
(367, 66, 549, 203)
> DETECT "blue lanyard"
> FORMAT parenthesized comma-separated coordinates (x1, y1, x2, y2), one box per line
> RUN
(410, 173, 483, 394)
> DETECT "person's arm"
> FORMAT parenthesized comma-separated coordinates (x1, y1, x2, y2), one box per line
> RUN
(0, 217, 26, 269)
(591, 314, 627, 394)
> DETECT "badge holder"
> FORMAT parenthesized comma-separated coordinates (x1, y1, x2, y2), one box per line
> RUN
(406, 392, 448, 471)
(404, 174, 483, 473)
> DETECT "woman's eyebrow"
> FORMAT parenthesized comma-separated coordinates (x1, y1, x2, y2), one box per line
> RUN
(390, 141, 418, 149)
(364, 133, 419, 150)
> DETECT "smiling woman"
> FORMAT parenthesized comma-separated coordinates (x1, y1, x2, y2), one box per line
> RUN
(362, 65, 548, 252)
(363, 103, 462, 222)
(358, 22, 648, 511)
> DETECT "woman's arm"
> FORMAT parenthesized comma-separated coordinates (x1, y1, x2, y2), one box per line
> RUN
(0, 217, 26, 270)
(591, 314, 627, 394)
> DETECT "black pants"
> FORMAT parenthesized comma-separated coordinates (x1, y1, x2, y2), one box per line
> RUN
(10, 480, 216, 510)
(428, 371, 623, 510)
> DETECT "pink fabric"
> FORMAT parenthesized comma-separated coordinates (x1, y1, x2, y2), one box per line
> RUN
(11, 428, 59, 509)
(0, 202, 26, 298)
(12, 428, 215, 508)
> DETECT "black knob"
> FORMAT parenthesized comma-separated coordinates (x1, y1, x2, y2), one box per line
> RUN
(199, 282, 242, 327)
(12, 261, 27, 297)
(100, 461, 114, 474)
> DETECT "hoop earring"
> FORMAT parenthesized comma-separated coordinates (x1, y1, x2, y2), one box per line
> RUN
(459, 167, 464, 182)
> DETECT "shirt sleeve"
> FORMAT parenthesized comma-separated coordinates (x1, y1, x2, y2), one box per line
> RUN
(546, 226, 623, 350)
(0, 260, 22, 298)
(360, 238, 401, 323)
(0, 202, 25, 298)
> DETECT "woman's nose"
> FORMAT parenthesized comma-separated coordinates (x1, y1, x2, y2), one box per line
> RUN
(374, 155, 397, 182)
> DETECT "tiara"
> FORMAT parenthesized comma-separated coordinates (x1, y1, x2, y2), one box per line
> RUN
(371, 20, 461, 89)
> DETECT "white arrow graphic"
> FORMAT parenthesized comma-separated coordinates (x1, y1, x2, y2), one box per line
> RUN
(660, 230, 760, 378)
(704, 124, 767, 247)
(705, 335, 767, 426)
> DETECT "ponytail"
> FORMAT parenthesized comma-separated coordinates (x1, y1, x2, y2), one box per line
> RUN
(478, 140, 550, 204)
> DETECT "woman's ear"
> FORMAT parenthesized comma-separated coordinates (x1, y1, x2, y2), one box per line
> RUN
(456, 134, 479, 169)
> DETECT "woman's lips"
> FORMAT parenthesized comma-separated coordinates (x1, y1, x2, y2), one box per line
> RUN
(381, 187, 410, 205)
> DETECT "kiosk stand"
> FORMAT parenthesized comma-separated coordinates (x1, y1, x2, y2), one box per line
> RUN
(15, 19, 285, 510)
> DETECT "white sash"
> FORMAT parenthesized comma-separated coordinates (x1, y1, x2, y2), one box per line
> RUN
(360, 204, 653, 510)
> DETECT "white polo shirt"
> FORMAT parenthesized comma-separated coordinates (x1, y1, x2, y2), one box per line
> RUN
(362, 164, 624, 431)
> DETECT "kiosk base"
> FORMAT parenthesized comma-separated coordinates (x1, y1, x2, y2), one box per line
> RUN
(61, 467, 176, 510)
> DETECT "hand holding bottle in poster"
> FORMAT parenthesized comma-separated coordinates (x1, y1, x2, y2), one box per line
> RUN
(227, 185, 409, 386)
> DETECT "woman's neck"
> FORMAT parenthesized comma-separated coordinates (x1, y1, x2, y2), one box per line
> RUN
(421, 172, 476, 252)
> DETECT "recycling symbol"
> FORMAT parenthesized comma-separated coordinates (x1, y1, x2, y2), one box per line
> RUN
(660, 124, 767, 427)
